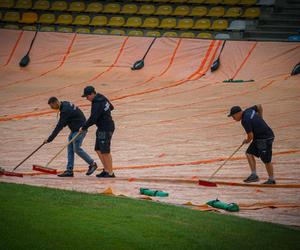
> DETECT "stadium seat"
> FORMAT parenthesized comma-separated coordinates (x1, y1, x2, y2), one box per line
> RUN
(187, 0, 205, 3)
(85, 2, 103, 13)
(224, 7, 242, 17)
(189, 6, 208, 17)
(0, 0, 14, 8)
(153, 0, 169, 2)
(180, 32, 195, 38)
(192, 19, 211, 29)
(155, 5, 173, 15)
(121, 4, 138, 14)
(90, 16, 107, 26)
(93, 28, 108, 34)
(15, 0, 32, 9)
(207, 6, 225, 17)
(228, 20, 246, 30)
(33, 0, 49, 10)
(240, 0, 257, 5)
(242, 7, 261, 18)
(136, 0, 153, 2)
(211, 19, 228, 30)
(145, 30, 161, 37)
(103, 3, 121, 14)
(57, 26, 73, 33)
(170, 0, 188, 3)
(124, 17, 142, 28)
(50, 1, 67, 11)
(107, 16, 125, 27)
(197, 32, 213, 39)
(3, 11, 20, 22)
(176, 18, 194, 29)
(22, 25, 36, 31)
(76, 28, 90, 34)
(159, 18, 177, 29)
(205, 0, 222, 4)
(68, 2, 85, 12)
(56, 14, 73, 25)
(73, 15, 90, 25)
(141, 17, 160, 28)
(138, 5, 156, 15)
(163, 31, 178, 37)
(127, 30, 144, 36)
(215, 33, 230, 39)
(4, 24, 19, 29)
(110, 29, 126, 36)
(40, 26, 55, 32)
(38, 13, 55, 24)
(173, 6, 190, 16)
(19, 12, 38, 24)
(222, 0, 240, 4)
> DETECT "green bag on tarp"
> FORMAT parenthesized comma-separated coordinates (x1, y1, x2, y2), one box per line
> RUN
(207, 199, 240, 212)
(140, 188, 169, 197)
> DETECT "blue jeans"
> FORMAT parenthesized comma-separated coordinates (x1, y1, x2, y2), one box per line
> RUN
(67, 131, 94, 171)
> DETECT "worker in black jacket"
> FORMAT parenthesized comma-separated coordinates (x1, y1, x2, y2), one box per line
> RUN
(45, 97, 98, 177)
(80, 86, 115, 178)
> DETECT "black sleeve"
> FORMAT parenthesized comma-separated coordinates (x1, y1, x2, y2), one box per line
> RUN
(82, 102, 103, 130)
(47, 111, 69, 142)
(242, 117, 253, 134)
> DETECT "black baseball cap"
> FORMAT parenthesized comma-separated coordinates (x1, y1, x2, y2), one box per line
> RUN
(228, 106, 242, 117)
(82, 86, 95, 97)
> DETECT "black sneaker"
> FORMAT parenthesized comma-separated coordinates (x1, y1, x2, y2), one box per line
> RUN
(263, 179, 276, 185)
(86, 162, 98, 176)
(58, 170, 74, 177)
(96, 170, 115, 178)
(243, 173, 259, 183)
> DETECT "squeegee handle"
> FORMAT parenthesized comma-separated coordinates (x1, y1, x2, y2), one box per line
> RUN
(13, 142, 46, 171)
(208, 143, 244, 181)
(142, 37, 157, 60)
(45, 131, 82, 168)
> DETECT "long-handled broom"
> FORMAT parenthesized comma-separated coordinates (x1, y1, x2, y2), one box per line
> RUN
(32, 132, 82, 174)
(198, 143, 244, 187)
(210, 40, 226, 72)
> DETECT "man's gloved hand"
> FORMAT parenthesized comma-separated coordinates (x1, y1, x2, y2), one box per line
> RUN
(44, 139, 49, 144)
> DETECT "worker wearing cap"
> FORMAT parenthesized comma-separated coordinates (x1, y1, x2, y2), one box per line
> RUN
(45, 97, 98, 177)
(80, 86, 115, 178)
(228, 105, 275, 184)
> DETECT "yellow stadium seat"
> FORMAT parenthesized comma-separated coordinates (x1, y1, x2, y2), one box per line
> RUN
(176, 18, 194, 29)
(40, 26, 55, 32)
(50, 1, 67, 11)
(189, 6, 208, 17)
(56, 14, 73, 25)
(68, 1, 85, 12)
(57, 26, 73, 33)
(103, 3, 121, 14)
(170, 0, 188, 2)
(243, 7, 261, 18)
(19, 12, 38, 24)
(192, 19, 211, 29)
(222, 0, 240, 4)
(0, 0, 14, 8)
(205, 0, 222, 4)
(33, 0, 49, 10)
(90, 16, 107, 26)
(4, 24, 19, 29)
(93, 28, 108, 34)
(138, 5, 155, 15)
(73, 15, 90, 25)
(173, 6, 190, 16)
(155, 5, 173, 15)
(76, 28, 90, 34)
(85, 2, 103, 13)
(187, 0, 205, 3)
(224, 7, 242, 17)
(127, 30, 144, 36)
(141, 17, 160, 28)
(153, 0, 169, 2)
(121, 4, 138, 14)
(197, 32, 213, 39)
(240, 0, 257, 5)
(124, 17, 142, 28)
(3, 11, 20, 22)
(159, 18, 177, 29)
(15, 0, 32, 9)
(110, 29, 126, 36)
(22, 25, 36, 31)
(180, 32, 195, 38)
(137, 0, 153, 1)
(108, 16, 125, 27)
(211, 19, 228, 30)
(163, 31, 178, 37)
(145, 30, 161, 37)
(38, 13, 55, 24)
(207, 7, 225, 17)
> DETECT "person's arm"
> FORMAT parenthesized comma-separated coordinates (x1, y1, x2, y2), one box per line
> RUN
(243, 132, 254, 144)
(255, 104, 263, 118)
(46, 111, 68, 142)
(82, 102, 103, 130)
(242, 118, 254, 144)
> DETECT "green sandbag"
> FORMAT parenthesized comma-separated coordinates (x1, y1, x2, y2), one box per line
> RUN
(223, 79, 254, 83)
(207, 199, 240, 212)
(140, 188, 169, 197)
